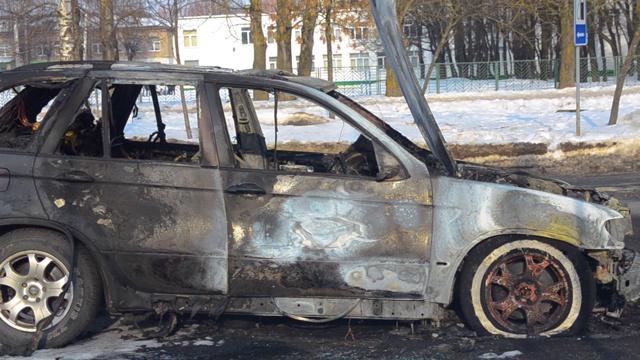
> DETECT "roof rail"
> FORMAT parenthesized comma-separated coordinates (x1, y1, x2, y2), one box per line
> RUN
(4, 61, 234, 74)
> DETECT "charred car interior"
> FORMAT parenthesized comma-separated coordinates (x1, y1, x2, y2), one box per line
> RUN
(0, 0, 636, 354)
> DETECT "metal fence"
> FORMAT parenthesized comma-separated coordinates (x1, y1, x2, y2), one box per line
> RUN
(309, 55, 640, 96)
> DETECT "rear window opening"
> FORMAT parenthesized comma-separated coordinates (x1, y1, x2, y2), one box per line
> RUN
(58, 81, 201, 163)
(0, 82, 72, 151)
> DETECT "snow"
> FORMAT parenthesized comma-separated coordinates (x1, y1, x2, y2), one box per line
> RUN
(123, 86, 640, 154)
(1, 320, 164, 360)
(479, 350, 524, 359)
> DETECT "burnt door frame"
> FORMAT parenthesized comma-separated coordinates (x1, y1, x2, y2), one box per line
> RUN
(209, 82, 435, 299)
(34, 77, 229, 297)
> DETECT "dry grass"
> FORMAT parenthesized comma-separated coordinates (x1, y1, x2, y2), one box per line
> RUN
(280, 112, 330, 126)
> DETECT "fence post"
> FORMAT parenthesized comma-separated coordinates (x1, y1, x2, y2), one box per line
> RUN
(494, 61, 499, 91)
(436, 64, 441, 94)
(553, 59, 559, 89)
(376, 66, 381, 95)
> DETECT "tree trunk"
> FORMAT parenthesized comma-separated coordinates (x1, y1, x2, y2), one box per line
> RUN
(385, 0, 415, 97)
(609, 3, 640, 125)
(324, 2, 334, 83)
(587, 11, 599, 82)
(298, 1, 318, 76)
(540, 22, 553, 79)
(385, 61, 403, 97)
(250, 0, 268, 100)
(599, 33, 608, 81)
(275, 0, 293, 72)
(558, 0, 575, 89)
(100, 0, 119, 60)
(13, 18, 22, 67)
(58, 0, 83, 61)
(171, 0, 192, 138)
(606, 13, 621, 57)
(421, 21, 456, 93)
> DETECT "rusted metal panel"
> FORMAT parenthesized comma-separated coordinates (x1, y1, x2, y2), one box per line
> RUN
(225, 297, 443, 320)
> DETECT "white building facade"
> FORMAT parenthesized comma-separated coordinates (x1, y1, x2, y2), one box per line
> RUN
(177, 14, 426, 74)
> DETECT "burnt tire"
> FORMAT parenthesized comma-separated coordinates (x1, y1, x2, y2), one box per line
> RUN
(0, 229, 102, 351)
(459, 238, 594, 337)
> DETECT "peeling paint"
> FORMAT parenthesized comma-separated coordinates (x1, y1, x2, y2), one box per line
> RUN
(340, 264, 427, 294)
(97, 218, 113, 227)
(92, 205, 107, 215)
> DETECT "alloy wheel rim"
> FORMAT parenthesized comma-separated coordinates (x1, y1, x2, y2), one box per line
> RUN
(0, 250, 73, 332)
(483, 251, 571, 334)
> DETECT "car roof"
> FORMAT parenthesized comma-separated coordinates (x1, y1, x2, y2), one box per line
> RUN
(0, 61, 337, 93)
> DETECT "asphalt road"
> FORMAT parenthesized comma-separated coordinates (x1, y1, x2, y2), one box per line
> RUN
(123, 172, 640, 360)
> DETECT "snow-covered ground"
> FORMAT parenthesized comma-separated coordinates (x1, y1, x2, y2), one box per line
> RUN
(120, 84, 640, 174)
(125, 85, 640, 153)
(2, 85, 640, 360)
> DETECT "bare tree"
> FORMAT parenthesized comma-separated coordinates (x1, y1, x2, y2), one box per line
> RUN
(609, 0, 640, 125)
(410, 0, 479, 93)
(144, 0, 232, 137)
(380, 0, 415, 97)
(0, 0, 58, 66)
(557, 0, 575, 88)
(100, 0, 118, 60)
(274, 0, 295, 72)
(320, 0, 334, 82)
(249, 0, 269, 100)
(297, 0, 319, 76)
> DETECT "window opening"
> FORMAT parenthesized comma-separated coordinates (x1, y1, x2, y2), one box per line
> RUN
(58, 81, 200, 163)
(184, 30, 197, 47)
(218, 86, 397, 179)
(0, 82, 70, 151)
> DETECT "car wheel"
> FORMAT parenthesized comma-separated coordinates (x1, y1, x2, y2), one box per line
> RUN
(459, 238, 594, 337)
(0, 229, 102, 349)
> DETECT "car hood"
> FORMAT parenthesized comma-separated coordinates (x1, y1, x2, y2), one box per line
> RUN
(369, 0, 458, 176)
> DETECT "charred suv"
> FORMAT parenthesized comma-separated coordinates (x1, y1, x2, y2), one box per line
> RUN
(0, 1, 636, 352)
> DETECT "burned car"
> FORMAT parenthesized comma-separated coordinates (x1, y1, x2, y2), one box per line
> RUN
(0, 61, 634, 350)
(0, 4, 635, 352)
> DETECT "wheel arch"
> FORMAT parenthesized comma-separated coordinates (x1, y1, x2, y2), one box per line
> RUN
(0, 218, 116, 311)
(430, 224, 602, 306)
(452, 235, 596, 337)
(449, 234, 592, 302)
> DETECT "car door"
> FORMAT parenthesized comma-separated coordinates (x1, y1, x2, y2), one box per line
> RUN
(33, 77, 228, 296)
(212, 83, 434, 299)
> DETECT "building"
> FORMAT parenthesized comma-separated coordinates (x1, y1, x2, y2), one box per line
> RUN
(177, 13, 426, 75)
(84, 25, 174, 64)
(0, 16, 174, 69)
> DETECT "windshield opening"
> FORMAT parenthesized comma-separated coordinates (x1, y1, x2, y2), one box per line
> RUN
(328, 90, 447, 173)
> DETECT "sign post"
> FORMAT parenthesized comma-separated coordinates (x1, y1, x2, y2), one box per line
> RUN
(574, 0, 587, 136)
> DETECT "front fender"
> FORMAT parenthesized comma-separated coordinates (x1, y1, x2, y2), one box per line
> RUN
(427, 176, 625, 304)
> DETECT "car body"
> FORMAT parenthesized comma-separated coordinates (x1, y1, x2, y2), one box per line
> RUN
(0, 1, 635, 352)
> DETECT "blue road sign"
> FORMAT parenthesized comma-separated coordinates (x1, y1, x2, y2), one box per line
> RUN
(575, 24, 587, 46)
